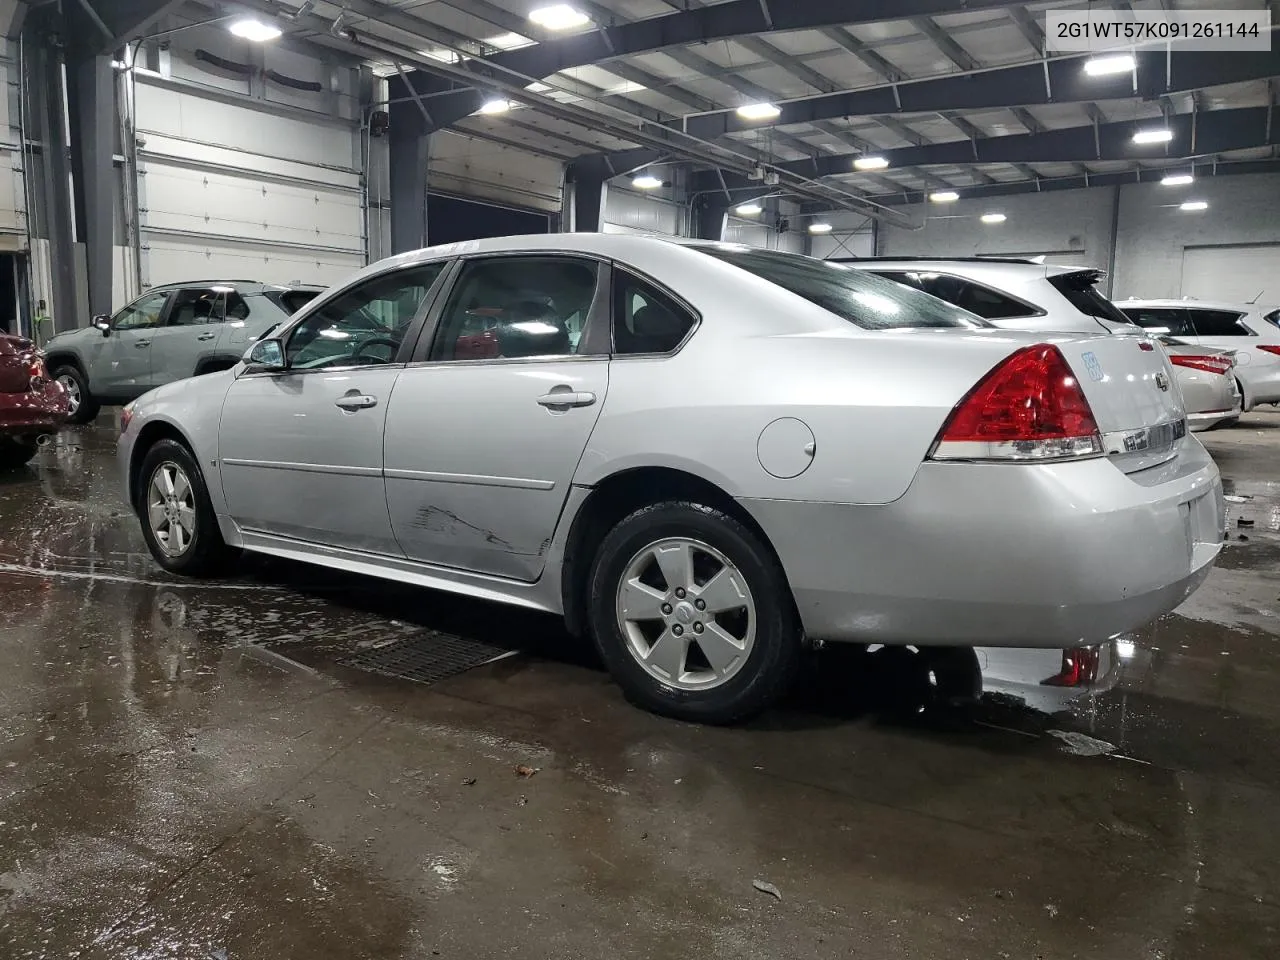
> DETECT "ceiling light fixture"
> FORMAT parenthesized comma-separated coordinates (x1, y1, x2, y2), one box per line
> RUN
(1180, 200, 1208, 211)
(735, 202, 764, 216)
(736, 102, 781, 121)
(853, 155, 889, 170)
(528, 4, 590, 30)
(980, 213, 1007, 224)
(1161, 173, 1194, 186)
(632, 174, 663, 189)
(1133, 128, 1174, 144)
(808, 222, 833, 234)
(478, 98, 511, 115)
(929, 191, 960, 203)
(1083, 54, 1135, 76)
(228, 18, 282, 41)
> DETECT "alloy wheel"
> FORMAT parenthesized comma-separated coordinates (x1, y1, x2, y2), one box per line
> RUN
(615, 537, 756, 690)
(56, 374, 80, 415)
(147, 461, 197, 556)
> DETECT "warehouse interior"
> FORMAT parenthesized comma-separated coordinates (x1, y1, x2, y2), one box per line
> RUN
(3, 0, 1280, 957)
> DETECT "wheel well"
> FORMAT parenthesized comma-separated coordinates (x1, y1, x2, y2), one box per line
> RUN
(193, 356, 240, 377)
(129, 422, 196, 508)
(559, 466, 785, 638)
(44, 352, 82, 376)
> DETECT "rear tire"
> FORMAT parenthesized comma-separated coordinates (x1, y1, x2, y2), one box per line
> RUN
(587, 500, 801, 724)
(136, 439, 235, 576)
(51, 364, 100, 424)
(0, 437, 38, 469)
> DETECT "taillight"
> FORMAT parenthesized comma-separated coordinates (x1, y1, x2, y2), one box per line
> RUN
(1256, 345, 1280, 357)
(26, 354, 46, 387)
(929, 344, 1103, 462)
(1041, 646, 1101, 687)
(119, 403, 134, 435)
(1169, 354, 1233, 376)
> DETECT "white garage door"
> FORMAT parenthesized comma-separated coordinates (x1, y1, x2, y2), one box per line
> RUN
(1181, 245, 1280, 303)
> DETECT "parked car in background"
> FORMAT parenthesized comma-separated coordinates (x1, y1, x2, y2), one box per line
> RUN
(42, 280, 323, 424)
(119, 235, 1222, 723)
(1118, 299, 1280, 413)
(842, 258, 1241, 431)
(0, 333, 69, 467)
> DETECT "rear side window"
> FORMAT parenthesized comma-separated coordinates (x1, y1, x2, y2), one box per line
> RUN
(265, 289, 322, 315)
(693, 247, 986, 330)
(1188, 309, 1253, 337)
(1047, 271, 1136, 329)
(874, 271, 1038, 320)
(1121, 307, 1194, 337)
(613, 271, 697, 355)
(1265, 308, 1280, 329)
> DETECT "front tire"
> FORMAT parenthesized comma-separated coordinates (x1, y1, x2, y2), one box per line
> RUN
(0, 437, 38, 468)
(136, 439, 234, 576)
(51, 364, 100, 424)
(587, 501, 801, 724)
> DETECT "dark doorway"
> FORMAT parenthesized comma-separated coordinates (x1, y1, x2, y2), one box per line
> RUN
(0, 253, 20, 336)
(427, 193, 551, 245)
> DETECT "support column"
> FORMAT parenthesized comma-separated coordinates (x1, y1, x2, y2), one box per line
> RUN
(34, 40, 80, 334)
(566, 158, 607, 232)
(68, 53, 115, 321)
(388, 103, 430, 254)
(693, 194, 730, 241)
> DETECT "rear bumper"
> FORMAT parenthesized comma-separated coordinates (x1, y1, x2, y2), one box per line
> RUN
(1237, 362, 1280, 408)
(0, 381, 69, 435)
(741, 438, 1224, 648)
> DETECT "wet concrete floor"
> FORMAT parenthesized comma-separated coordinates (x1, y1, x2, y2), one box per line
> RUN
(1, 416, 1278, 959)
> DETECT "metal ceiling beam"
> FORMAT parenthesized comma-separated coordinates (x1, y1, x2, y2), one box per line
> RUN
(671, 47, 1280, 140)
(910, 16, 981, 72)
(687, 105, 1279, 184)
(819, 27, 906, 83)
(1006, 6, 1045, 53)
(1010, 106, 1045, 135)
(73, 0, 185, 48)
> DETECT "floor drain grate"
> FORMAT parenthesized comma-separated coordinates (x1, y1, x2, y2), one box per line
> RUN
(338, 632, 515, 685)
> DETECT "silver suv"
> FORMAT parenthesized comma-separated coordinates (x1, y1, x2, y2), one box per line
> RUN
(43, 280, 322, 423)
(841, 258, 1240, 431)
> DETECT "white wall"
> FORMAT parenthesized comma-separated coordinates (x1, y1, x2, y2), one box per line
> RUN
(808, 210, 875, 259)
(601, 186, 684, 235)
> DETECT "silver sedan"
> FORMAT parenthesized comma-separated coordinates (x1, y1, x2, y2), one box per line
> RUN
(118, 235, 1225, 723)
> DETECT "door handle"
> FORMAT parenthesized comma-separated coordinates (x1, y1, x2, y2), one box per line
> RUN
(196, 332, 216, 341)
(135, 339, 151, 348)
(335, 394, 378, 411)
(537, 390, 596, 409)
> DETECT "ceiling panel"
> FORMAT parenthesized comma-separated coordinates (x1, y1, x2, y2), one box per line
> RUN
(875, 37, 968, 78)
(951, 23, 1038, 67)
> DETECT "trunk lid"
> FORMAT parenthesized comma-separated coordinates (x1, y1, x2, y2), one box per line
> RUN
(1052, 333, 1186, 473)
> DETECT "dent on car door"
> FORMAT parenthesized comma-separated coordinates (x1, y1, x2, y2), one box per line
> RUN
(94, 290, 170, 394)
(383, 254, 612, 581)
(217, 262, 448, 554)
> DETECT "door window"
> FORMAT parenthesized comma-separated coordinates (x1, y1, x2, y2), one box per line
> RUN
(166, 288, 225, 326)
(113, 292, 169, 331)
(1120, 307, 1194, 336)
(875, 271, 1038, 321)
(613, 270, 697, 354)
(286, 263, 445, 369)
(1187, 309, 1253, 337)
(431, 257, 599, 361)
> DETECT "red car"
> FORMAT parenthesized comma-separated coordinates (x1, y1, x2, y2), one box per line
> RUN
(0, 333, 69, 468)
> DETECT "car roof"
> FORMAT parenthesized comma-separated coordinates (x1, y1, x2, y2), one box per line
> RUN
(147, 280, 326, 294)
(837, 258, 1098, 281)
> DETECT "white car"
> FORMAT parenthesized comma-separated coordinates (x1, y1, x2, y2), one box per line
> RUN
(842, 259, 1241, 431)
(1118, 299, 1280, 412)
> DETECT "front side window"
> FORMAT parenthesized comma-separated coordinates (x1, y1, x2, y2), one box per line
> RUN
(874, 271, 1039, 321)
(613, 270, 697, 355)
(431, 256, 599, 362)
(286, 263, 445, 369)
(114, 291, 169, 331)
(693, 247, 986, 330)
(1120, 307, 1193, 337)
(1188, 309, 1253, 337)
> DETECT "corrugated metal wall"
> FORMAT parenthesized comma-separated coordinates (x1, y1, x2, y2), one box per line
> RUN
(429, 130, 564, 214)
(601, 187, 684, 236)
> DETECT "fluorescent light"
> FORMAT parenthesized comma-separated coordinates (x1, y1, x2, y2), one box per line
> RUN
(632, 174, 663, 190)
(929, 191, 959, 203)
(528, 5, 590, 30)
(478, 98, 511, 115)
(486, 32, 532, 49)
(981, 212, 1007, 224)
(735, 202, 763, 216)
(1180, 200, 1208, 211)
(854, 155, 889, 171)
(808, 222, 833, 234)
(419, 48, 461, 64)
(1133, 128, 1173, 144)
(1115, 639, 1136, 660)
(1161, 173, 1194, 186)
(228, 18, 282, 41)
(1083, 54, 1134, 77)
(736, 102, 781, 121)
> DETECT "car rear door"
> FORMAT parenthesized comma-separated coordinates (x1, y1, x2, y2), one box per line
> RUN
(147, 286, 228, 385)
(383, 254, 610, 581)
(217, 262, 448, 555)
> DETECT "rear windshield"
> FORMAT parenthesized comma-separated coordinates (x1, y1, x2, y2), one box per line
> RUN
(692, 246, 988, 330)
(264, 289, 322, 315)
(1047, 272, 1137, 331)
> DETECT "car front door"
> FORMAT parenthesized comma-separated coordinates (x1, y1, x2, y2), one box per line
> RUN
(217, 262, 448, 554)
(384, 254, 610, 581)
(89, 291, 170, 397)
(147, 286, 227, 386)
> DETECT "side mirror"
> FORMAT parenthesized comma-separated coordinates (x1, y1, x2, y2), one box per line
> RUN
(93, 315, 111, 336)
(243, 338, 286, 371)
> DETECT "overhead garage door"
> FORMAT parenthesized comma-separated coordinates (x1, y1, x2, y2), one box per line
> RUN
(1181, 244, 1280, 303)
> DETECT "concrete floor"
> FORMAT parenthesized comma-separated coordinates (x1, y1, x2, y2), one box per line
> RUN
(1, 416, 1278, 960)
